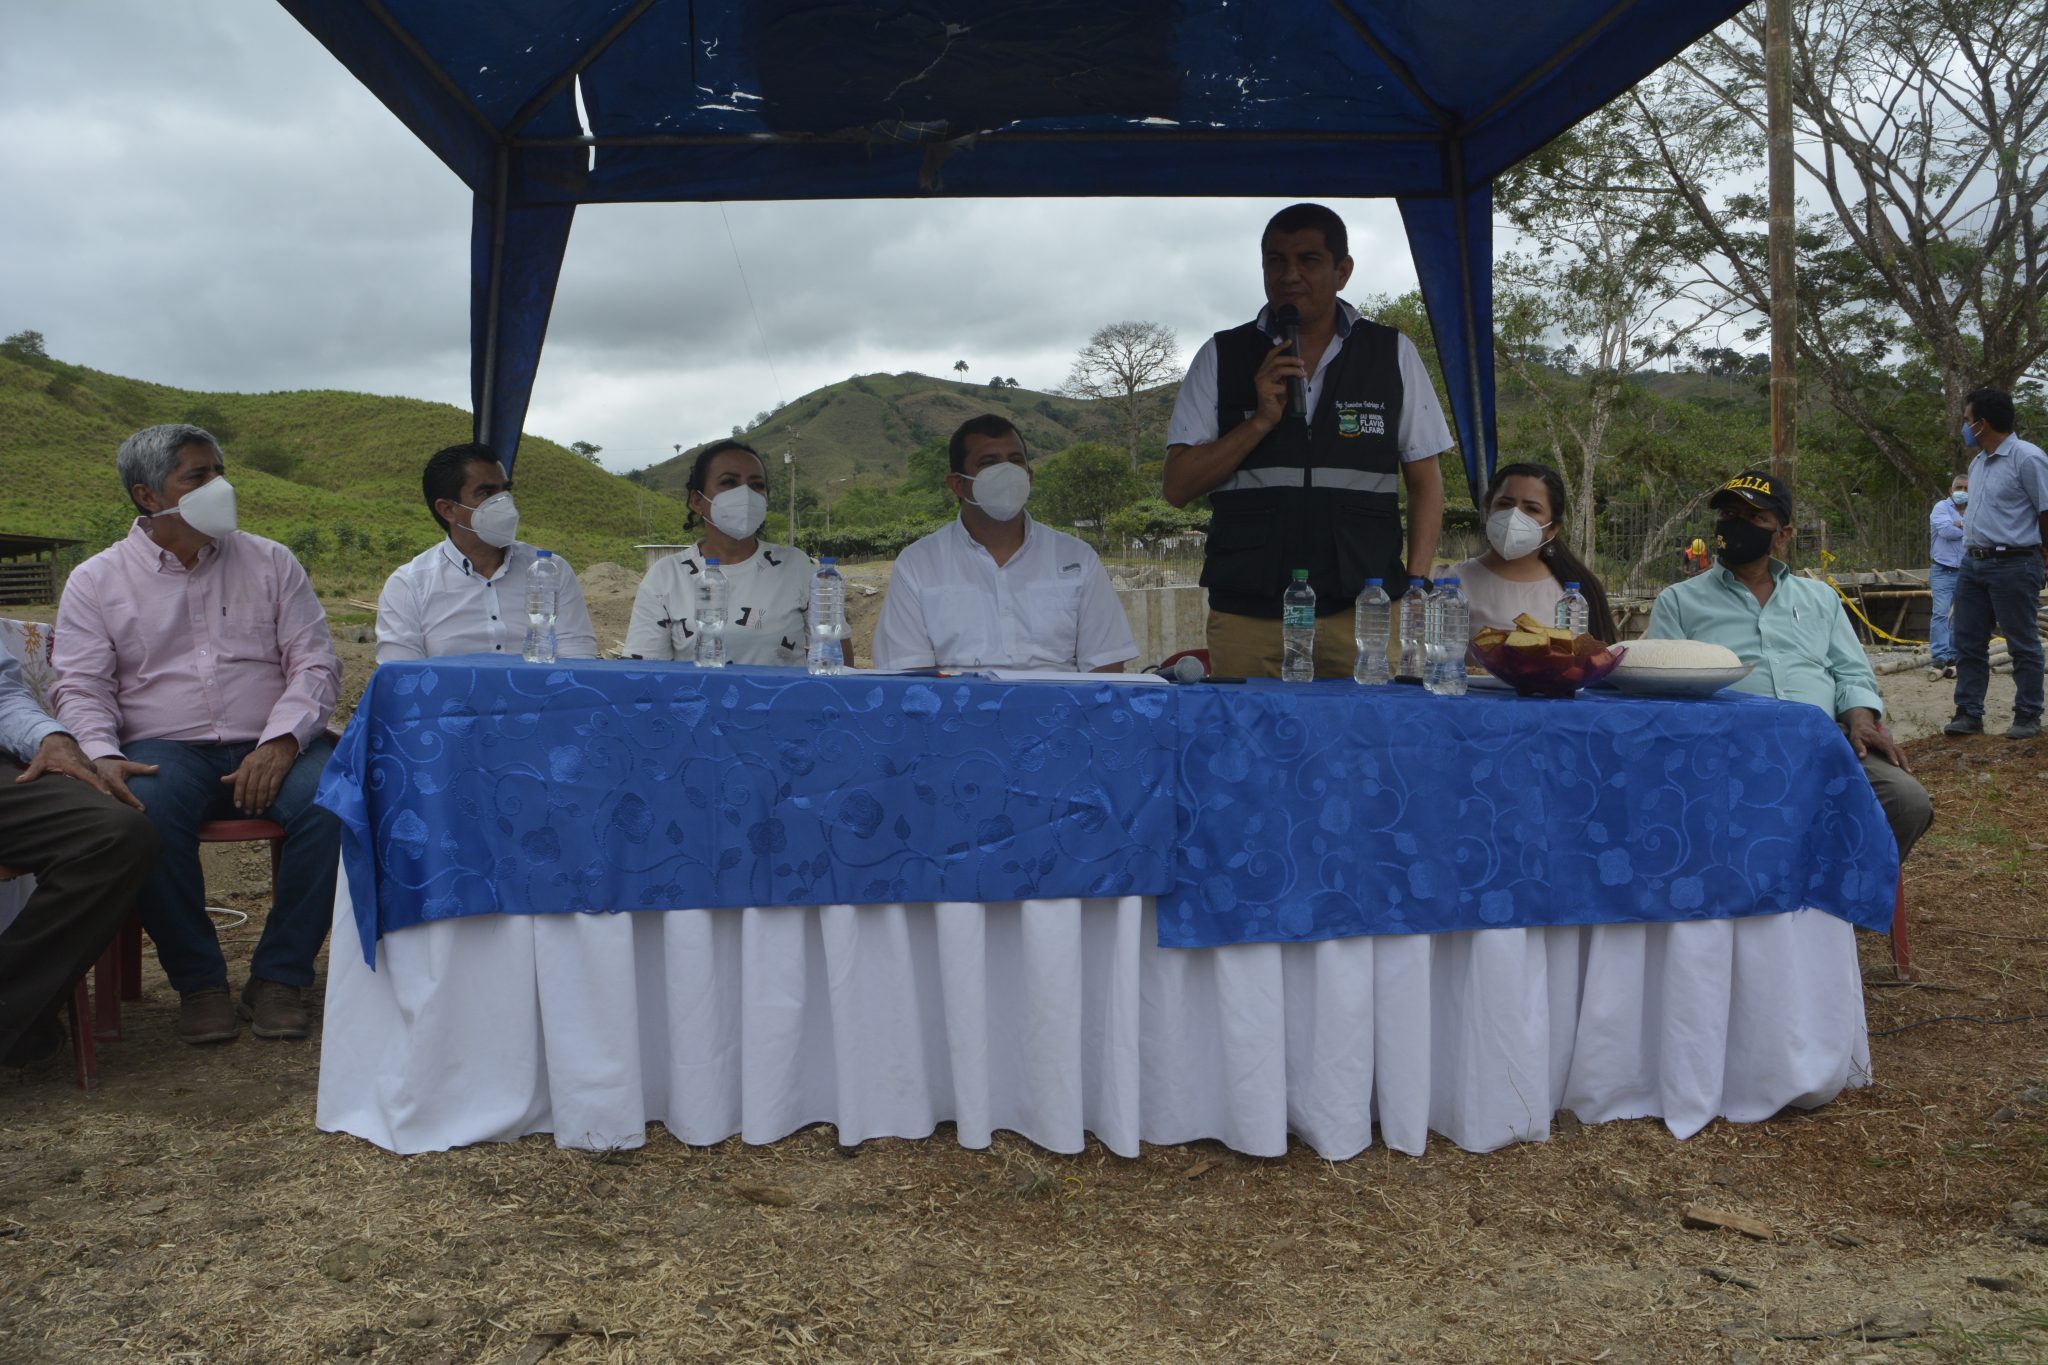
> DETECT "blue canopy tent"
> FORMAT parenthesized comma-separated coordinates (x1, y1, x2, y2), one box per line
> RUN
(277, 0, 1744, 498)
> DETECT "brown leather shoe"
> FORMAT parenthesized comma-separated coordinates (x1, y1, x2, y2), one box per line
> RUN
(239, 979, 310, 1040)
(178, 987, 241, 1045)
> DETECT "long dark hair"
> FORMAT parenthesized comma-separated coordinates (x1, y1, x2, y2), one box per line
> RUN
(1483, 461, 1617, 643)
(683, 439, 765, 531)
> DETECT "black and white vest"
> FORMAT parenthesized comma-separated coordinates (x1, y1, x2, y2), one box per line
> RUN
(1202, 316, 1408, 617)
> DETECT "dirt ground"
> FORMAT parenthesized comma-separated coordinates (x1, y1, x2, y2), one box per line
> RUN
(3, 581, 2046, 1363)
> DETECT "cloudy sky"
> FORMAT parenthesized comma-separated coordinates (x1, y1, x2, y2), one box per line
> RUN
(1, 3, 1420, 474)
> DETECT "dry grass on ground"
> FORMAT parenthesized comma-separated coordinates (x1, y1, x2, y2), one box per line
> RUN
(3, 710, 2047, 1363)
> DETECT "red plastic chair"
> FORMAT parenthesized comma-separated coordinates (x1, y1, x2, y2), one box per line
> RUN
(0, 865, 129, 1088)
(3, 817, 282, 1088)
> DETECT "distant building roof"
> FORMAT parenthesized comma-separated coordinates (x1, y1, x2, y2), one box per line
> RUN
(0, 532, 83, 557)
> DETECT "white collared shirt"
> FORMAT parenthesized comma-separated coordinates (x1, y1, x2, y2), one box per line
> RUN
(1166, 300, 1454, 460)
(871, 515, 1137, 673)
(624, 541, 815, 666)
(375, 540, 599, 662)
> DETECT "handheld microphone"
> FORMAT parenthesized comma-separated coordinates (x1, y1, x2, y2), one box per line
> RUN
(1273, 303, 1309, 424)
(1146, 655, 1208, 683)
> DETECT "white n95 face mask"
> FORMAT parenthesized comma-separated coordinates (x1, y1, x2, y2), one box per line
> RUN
(160, 476, 237, 540)
(1485, 506, 1551, 561)
(465, 492, 520, 548)
(967, 462, 1032, 522)
(707, 486, 768, 540)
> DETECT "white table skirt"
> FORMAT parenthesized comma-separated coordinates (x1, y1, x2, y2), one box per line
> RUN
(317, 878, 1871, 1158)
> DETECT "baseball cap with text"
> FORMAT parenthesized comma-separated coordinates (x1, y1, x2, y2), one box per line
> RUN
(1709, 470, 1794, 524)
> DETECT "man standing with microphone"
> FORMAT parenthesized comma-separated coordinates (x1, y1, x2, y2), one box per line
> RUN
(1164, 203, 1453, 678)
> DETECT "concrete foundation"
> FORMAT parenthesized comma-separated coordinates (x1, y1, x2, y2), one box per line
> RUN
(1115, 584, 1208, 671)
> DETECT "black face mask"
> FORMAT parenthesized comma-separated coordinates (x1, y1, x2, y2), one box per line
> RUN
(1714, 516, 1777, 567)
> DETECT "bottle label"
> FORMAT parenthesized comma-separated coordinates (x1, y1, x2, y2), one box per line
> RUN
(1282, 606, 1316, 630)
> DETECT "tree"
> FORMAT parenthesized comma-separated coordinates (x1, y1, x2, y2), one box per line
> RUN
(180, 402, 237, 445)
(1064, 321, 1180, 472)
(1493, 97, 1716, 564)
(1104, 496, 1210, 548)
(570, 441, 603, 464)
(1031, 441, 1146, 534)
(954, 360, 970, 376)
(1, 329, 48, 360)
(1636, 1, 2048, 485)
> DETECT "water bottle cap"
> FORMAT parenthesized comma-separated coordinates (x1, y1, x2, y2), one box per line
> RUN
(1564, 581, 1580, 590)
(536, 549, 553, 558)
(1364, 577, 1382, 586)
(1409, 577, 1425, 586)
(1291, 569, 1309, 581)
(1439, 576, 1459, 585)
(703, 557, 720, 566)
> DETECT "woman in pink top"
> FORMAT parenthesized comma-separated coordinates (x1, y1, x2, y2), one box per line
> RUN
(1448, 462, 1617, 644)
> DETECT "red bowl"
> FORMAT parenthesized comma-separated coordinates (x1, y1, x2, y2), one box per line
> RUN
(1470, 640, 1628, 698)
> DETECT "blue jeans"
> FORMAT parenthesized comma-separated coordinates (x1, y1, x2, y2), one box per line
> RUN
(1952, 554, 2046, 722)
(124, 737, 339, 993)
(1928, 563, 1961, 663)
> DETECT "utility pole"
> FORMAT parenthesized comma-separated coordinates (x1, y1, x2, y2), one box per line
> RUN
(1766, 0, 1796, 487)
(784, 448, 796, 538)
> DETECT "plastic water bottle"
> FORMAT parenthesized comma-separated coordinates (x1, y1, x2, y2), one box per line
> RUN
(1428, 577, 1470, 696)
(808, 557, 849, 675)
(696, 557, 729, 668)
(1556, 581, 1590, 636)
(1397, 577, 1430, 681)
(522, 549, 559, 663)
(1353, 578, 1391, 684)
(1281, 570, 1317, 682)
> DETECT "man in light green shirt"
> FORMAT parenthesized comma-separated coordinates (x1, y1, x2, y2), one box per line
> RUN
(1646, 470, 1932, 860)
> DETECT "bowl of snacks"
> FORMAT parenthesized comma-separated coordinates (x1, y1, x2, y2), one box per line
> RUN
(1470, 614, 1626, 698)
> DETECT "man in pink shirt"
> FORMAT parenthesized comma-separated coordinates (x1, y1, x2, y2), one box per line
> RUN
(53, 424, 341, 1045)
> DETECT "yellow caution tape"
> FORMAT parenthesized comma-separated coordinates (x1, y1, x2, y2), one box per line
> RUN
(1814, 549, 2004, 651)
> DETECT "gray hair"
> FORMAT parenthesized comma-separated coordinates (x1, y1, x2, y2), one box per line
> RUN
(1952, 472, 1970, 487)
(118, 423, 219, 510)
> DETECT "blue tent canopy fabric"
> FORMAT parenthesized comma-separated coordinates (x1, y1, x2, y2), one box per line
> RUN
(278, 0, 1743, 496)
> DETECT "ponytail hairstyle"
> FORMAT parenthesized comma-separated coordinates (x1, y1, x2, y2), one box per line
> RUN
(683, 439, 766, 531)
(1482, 461, 1617, 643)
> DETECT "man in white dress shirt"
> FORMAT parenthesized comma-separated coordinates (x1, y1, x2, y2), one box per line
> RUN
(376, 443, 599, 662)
(873, 415, 1137, 674)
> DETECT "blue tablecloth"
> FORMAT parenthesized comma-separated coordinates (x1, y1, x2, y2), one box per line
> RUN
(317, 658, 1178, 964)
(318, 660, 1899, 964)
(1164, 681, 1898, 948)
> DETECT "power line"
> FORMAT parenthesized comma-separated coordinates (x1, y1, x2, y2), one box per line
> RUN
(718, 203, 785, 407)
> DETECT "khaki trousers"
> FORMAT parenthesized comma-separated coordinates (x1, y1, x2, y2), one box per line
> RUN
(1207, 608, 1368, 680)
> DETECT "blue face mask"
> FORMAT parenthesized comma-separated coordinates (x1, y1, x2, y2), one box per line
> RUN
(1962, 420, 1979, 449)
(1953, 491, 1970, 508)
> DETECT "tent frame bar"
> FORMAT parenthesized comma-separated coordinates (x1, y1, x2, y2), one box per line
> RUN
(478, 145, 510, 447)
(362, 0, 498, 143)
(510, 128, 1440, 149)
(504, 0, 659, 137)
(1467, 0, 1640, 137)
(1444, 138, 1492, 499)
(1324, 0, 1455, 128)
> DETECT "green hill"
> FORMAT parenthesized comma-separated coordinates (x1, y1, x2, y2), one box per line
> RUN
(641, 372, 1178, 495)
(0, 349, 692, 589)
